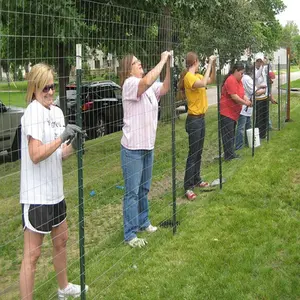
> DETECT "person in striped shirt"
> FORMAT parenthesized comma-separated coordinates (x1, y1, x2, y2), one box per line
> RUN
(119, 51, 171, 248)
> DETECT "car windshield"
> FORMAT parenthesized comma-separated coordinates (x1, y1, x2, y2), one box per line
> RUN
(114, 88, 122, 99)
(91, 86, 115, 100)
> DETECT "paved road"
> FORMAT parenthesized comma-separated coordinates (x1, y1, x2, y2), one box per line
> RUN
(206, 71, 300, 106)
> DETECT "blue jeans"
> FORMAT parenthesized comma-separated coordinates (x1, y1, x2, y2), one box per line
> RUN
(235, 115, 251, 150)
(121, 146, 153, 242)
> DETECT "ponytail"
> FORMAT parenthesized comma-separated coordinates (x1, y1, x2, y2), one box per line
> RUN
(178, 69, 188, 91)
(176, 70, 188, 100)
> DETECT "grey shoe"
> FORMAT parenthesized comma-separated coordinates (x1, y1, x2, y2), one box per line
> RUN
(58, 283, 88, 299)
(126, 237, 148, 248)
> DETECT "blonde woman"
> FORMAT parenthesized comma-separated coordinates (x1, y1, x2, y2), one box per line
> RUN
(19, 63, 87, 299)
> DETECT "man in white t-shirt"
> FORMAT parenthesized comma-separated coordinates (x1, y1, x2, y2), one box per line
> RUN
(235, 63, 266, 150)
(254, 52, 269, 139)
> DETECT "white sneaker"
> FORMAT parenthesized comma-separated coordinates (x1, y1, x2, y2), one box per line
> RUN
(126, 237, 148, 248)
(145, 224, 158, 233)
(58, 283, 88, 299)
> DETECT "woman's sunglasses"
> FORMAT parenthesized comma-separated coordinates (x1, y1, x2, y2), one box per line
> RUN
(42, 84, 55, 93)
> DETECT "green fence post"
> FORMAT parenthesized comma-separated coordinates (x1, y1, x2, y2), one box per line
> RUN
(277, 57, 281, 130)
(252, 61, 256, 157)
(286, 47, 291, 122)
(216, 50, 223, 190)
(170, 50, 177, 235)
(266, 63, 270, 142)
(76, 44, 86, 300)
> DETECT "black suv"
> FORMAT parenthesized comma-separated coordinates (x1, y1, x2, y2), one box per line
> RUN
(58, 80, 123, 139)
(0, 100, 24, 161)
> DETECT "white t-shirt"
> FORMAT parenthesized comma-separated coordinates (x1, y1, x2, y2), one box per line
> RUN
(255, 66, 268, 100)
(20, 100, 65, 205)
(240, 75, 254, 117)
(121, 76, 163, 150)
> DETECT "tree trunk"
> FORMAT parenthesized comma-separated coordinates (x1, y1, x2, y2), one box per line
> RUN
(58, 43, 70, 122)
(158, 6, 173, 122)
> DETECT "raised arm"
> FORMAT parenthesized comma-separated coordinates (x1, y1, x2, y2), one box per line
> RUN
(159, 58, 170, 96)
(137, 51, 170, 97)
(192, 55, 217, 88)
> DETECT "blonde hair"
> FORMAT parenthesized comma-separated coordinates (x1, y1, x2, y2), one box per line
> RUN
(119, 54, 134, 87)
(26, 63, 54, 104)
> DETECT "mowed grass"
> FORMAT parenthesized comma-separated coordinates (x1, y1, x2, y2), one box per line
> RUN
(1, 93, 300, 299)
(0, 91, 27, 107)
(0, 81, 28, 91)
(281, 79, 300, 90)
(290, 79, 300, 89)
(291, 65, 300, 73)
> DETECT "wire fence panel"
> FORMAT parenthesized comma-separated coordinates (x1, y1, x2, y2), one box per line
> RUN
(0, 1, 292, 299)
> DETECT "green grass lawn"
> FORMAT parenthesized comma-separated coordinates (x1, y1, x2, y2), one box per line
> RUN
(290, 79, 300, 89)
(0, 91, 27, 107)
(1, 94, 300, 299)
(0, 80, 28, 91)
(281, 78, 300, 89)
(291, 65, 300, 73)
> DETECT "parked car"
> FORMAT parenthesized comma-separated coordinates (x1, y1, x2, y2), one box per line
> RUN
(0, 100, 24, 161)
(55, 80, 123, 139)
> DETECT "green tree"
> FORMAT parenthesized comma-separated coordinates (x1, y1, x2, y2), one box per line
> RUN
(0, 0, 86, 114)
(292, 35, 300, 67)
(280, 21, 299, 48)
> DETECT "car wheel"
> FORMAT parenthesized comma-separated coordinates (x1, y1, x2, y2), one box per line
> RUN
(95, 115, 106, 138)
(9, 127, 21, 161)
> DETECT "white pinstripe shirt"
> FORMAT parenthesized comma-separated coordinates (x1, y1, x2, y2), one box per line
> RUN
(121, 76, 163, 150)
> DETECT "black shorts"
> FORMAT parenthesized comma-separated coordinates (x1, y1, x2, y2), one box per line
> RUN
(22, 200, 67, 234)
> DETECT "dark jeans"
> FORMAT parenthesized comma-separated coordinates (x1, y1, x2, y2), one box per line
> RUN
(184, 115, 205, 190)
(220, 115, 237, 160)
(255, 100, 269, 139)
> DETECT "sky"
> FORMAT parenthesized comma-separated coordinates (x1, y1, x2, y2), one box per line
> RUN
(276, 0, 300, 29)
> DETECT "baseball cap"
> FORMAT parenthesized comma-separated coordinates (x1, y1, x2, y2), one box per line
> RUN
(269, 71, 275, 79)
(255, 52, 264, 61)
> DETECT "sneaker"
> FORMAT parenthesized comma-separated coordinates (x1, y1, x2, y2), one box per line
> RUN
(144, 224, 158, 233)
(58, 283, 88, 299)
(185, 189, 197, 200)
(224, 154, 241, 161)
(213, 153, 224, 160)
(195, 181, 210, 188)
(126, 237, 148, 248)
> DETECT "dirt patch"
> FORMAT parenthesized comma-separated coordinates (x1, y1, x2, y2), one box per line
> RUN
(292, 172, 300, 184)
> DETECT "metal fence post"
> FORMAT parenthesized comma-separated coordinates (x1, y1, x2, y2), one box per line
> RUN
(252, 61, 256, 157)
(216, 50, 223, 190)
(76, 44, 86, 300)
(266, 63, 270, 142)
(277, 57, 281, 130)
(170, 50, 177, 235)
(286, 47, 291, 122)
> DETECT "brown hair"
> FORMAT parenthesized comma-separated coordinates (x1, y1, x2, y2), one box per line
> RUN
(26, 63, 54, 104)
(222, 62, 245, 86)
(178, 52, 198, 92)
(119, 54, 134, 87)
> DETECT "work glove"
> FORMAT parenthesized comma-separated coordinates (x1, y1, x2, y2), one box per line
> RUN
(60, 124, 82, 144)
(70, 131, 87, 150)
